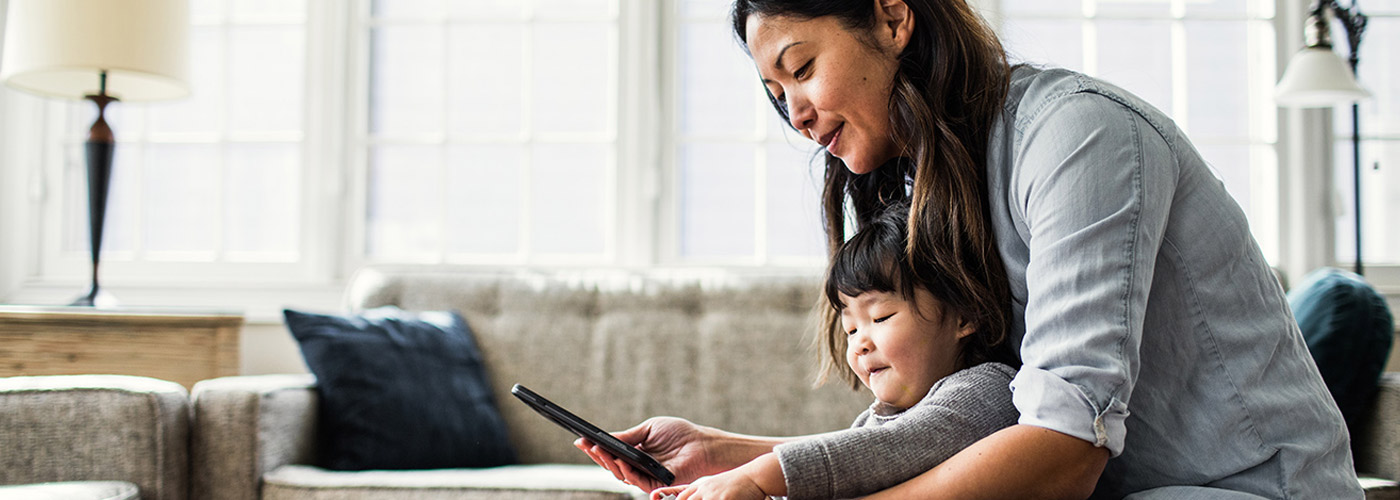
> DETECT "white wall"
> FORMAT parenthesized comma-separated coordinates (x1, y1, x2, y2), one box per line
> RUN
(241, 322, 308, 375)
(0, 0, 25, 303)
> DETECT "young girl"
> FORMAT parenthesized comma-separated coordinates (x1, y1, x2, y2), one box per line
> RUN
(649, 203, 1019, 500)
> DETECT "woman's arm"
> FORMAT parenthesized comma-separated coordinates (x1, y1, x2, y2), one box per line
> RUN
(863, 424, 1108, 500)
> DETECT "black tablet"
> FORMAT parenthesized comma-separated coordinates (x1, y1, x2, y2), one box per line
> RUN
(510, 384, 676, 485)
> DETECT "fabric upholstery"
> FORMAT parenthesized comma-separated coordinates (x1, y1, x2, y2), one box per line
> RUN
(262, 464, 643, 500)
(191, 374, 318, 500)
(0, 375, 188, 500)
(344, 268, 871, 465)
(284, 307, 518, 471)
(0, 481, 139, 500)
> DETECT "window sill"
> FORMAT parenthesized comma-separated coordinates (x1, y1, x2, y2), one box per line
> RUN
(2, 280, 346, 325)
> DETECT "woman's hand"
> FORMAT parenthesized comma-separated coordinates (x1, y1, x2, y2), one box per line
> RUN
(574, 417, 729, 492)
(650, 472, 767, 500)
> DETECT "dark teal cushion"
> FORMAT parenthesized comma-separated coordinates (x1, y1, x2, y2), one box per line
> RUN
(1288, 268, 1395, 433)
(285, 306, 518, 471)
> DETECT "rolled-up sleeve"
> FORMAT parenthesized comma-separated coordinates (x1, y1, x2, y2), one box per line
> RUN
(1008, 91, 1177, 457)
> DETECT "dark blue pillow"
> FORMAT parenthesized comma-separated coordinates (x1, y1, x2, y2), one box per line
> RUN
(1288, 268, 1395, 434)
(284, 306, 518, 471)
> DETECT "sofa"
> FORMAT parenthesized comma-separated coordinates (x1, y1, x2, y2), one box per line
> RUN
(12, 268, 1397, 499)
(189, 268, 871, 500)
(0, 374, 190, 500)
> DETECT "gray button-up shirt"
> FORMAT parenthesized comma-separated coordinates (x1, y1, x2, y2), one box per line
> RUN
(987, 66, 1360, 498)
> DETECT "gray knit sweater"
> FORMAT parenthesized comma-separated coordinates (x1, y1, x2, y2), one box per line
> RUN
(774, 362, 1019, 500)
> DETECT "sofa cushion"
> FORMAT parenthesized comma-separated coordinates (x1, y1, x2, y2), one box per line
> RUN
(285, 307, 518, 471)
(0, 481, 138, 500)
(261, 464, 643, 500)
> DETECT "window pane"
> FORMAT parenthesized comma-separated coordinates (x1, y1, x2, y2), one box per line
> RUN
(1002, 0, 1081, 16)
(229, 25, 305, 133)
(447, 1, 526, 19)
(368, 145, 444, 260)
(1357, 18, 1398, 137)
(530, 143, 607, 255)
(766, 143, 823, 259)
(532, 23, 612, 135)
(1337, 139, 1399, 265)
(448, 24, 525, 136)
(1186, 21, 1249, 141)
(1097, 20, 1173, 117)
(231, 0, 306, 22)
(680, 144, 755, 257)
(148, 28, 222, 134)
(191, 0, 225, 24)
(1183, 0, 1250, 16)
(1001, 19, 1084, 72)
(446, 145, 522, 255)
(373, 0, 442, 18)
(1093, 0, 1170, 17)
(225, 144, 300, 256)
(680, 21, 761, 136)
(144, 144, 220, 254)
(681, 0, 732, 18)
(533, 0, 615, 19)
(371, 25, 446, 135)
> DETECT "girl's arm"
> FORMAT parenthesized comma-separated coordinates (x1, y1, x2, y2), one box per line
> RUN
(650, 453, 787, 500)
(774, 364, 1018, 499)
(862, 424, 1108, 500)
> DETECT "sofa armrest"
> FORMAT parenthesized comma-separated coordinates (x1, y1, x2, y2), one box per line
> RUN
(1358, 373, 1400, 479)
(0, 375, 189, 500)
(191, 374, 318, 500)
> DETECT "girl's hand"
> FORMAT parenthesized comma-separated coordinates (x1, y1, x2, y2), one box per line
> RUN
(574, 417, 726, 492)
(650, 472, 767, 500)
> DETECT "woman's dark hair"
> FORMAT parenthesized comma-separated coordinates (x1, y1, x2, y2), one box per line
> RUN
(826, 201, 1017, 373)
(732, 0, 1015, 387)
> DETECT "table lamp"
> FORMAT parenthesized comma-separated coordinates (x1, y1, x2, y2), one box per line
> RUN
(0, 0, 190, 306)
(1275, 0, 1371, 275)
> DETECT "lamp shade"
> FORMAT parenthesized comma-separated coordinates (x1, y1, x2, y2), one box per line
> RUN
(0, 0, 190, 102)
(1275, 47, 1371, 108)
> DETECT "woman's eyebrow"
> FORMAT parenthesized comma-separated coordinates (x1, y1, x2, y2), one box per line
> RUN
(773, 41, 806, 70)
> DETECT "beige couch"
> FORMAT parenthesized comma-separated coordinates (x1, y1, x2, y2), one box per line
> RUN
(183, 267, 1400, 500)
(189, 268, 868, 500)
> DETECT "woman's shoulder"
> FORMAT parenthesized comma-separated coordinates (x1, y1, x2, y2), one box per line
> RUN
(1007, 64, 1177, 144)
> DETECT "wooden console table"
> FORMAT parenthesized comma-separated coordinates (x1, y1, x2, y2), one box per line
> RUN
(0, 306, 243, 389)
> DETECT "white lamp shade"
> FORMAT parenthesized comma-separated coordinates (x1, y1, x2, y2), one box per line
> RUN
(1275, 46, 1371, 108)
(0, 0, 190, 102)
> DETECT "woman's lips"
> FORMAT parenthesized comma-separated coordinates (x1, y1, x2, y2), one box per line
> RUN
(825, 124, 844, 155)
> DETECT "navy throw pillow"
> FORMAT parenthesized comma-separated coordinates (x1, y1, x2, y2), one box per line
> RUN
(284, 306, 518, 471)
(1288, 268, 1395, 434)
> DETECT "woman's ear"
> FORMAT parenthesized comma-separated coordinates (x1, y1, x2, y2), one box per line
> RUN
(873, 0, 914, 55)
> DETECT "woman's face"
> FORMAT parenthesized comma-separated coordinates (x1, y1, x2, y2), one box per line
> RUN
(745, 12, 907, 174)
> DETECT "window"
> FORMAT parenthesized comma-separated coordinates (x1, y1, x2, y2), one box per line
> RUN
(358, 0, 621, 265)
(1334, 4, 1400, 267)
(12, 0, 1386, 307)
(44, 0, 311, 283)
(667, 0, 826, 266)
(996, 0, 1281, 262)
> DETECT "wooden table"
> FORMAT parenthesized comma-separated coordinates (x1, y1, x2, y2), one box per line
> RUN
(0, 306, 243, 389)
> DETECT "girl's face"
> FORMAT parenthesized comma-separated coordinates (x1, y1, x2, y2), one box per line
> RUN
(840, 288, 972, 410)
(745, 11, 909, 175)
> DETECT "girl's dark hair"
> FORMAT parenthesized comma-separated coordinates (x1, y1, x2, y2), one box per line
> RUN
(732, 0, 1016, 387)
(825, 201, 1017, 377)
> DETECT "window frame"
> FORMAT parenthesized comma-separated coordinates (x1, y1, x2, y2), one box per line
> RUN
(2, 0, 1393, 318)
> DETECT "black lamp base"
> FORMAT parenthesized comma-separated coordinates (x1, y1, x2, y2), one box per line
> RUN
(70, 287, 118, 308)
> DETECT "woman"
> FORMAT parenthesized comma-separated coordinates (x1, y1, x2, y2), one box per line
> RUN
(580, 0, 1360, 498)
